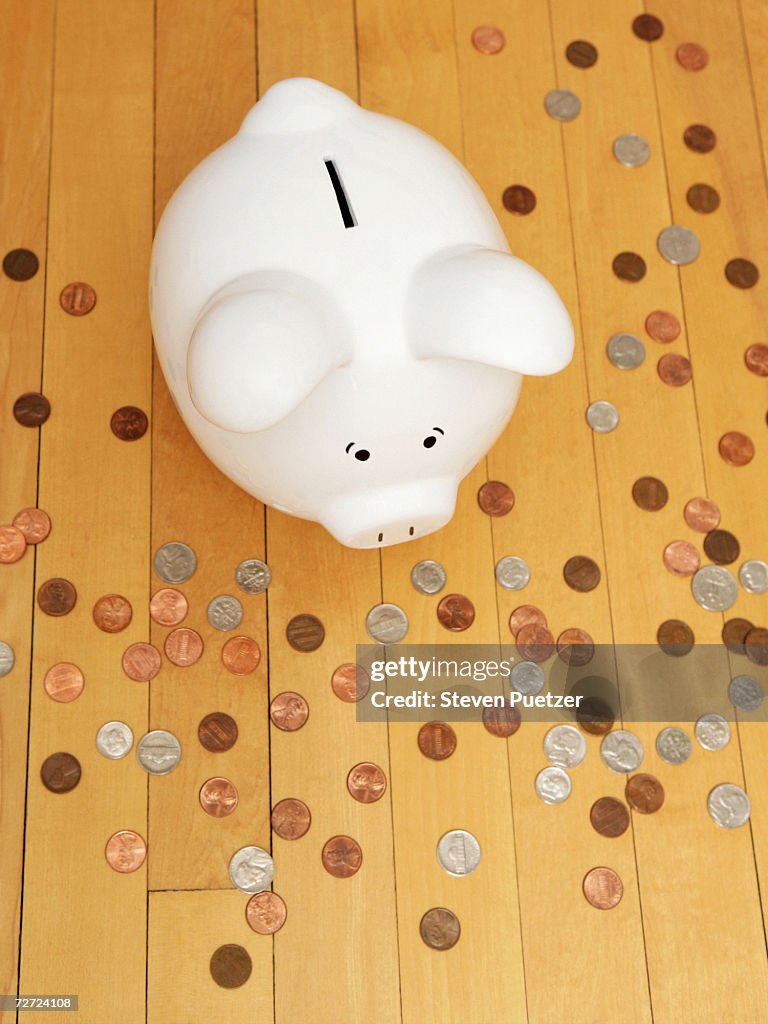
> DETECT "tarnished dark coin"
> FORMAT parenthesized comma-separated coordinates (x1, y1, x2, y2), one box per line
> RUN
(477, 480, 515, 516)
(632, 476, 668, 511)
(725, 258, 759, 289)
(590, 797, 630, 838)
(703, 528, 740, 565)
(566, 39, 598, 67)
(420, 907, 461, 950)
(271, 797, 311, 840)
(502, 185, 536, 215)
(657, 618, 695, 656)
(198, 711, 238, 752)
(286, 613, 324, 652)
(683, 124, 716, 153)
(625, 773, 665, 813)
(745, 627, 768, 667)
(687, 183, 720, 213)
(209, 944, 252, 988)
(37, 577, 77, 616)
(612, 251, 646, 282)
(482, 704, 521, 737)
(13, 392, 51, 427)
(576, 696, 615, 735)
(563, 556, 601, 592)
(418, 721, 457, 761)
(59, 281, 96, 315)
(110, 405, 148, 440)
(3, 248, 39, 281)
(41, 751, 81, 793)
(722, 617, 754, 655)
(632, 13, 663, 41)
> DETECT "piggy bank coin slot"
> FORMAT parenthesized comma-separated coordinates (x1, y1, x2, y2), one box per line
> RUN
(324, 159, 357, 228)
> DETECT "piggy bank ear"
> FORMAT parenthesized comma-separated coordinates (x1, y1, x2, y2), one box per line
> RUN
(187, 274, 351, 433)
(408, 246, 574, 375)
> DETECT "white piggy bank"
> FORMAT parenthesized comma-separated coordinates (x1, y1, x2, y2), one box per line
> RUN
(150, 77, 573, 548)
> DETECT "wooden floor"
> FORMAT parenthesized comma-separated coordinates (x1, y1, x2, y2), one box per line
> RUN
(2, 1, 768, 1021)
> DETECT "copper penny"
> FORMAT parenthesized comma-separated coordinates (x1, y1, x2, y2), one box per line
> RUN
(198, 711, 238, 752)
(745, 626, 768, 667)
(583, 866, 623, 909)
(149, 587, 188, 626)
(719, 431, 754, 467)
(164, 626, 203, 667)
(612, 251, 646, 282)
(657, 618, 694, 656)
(40, 751, 81, 793)
(516, 622, 555, 662)
(471, 25, 505, 55)
(420, 907, 461, 950)
(687, 183, 720, 214)
(566, 39, 598, 68)
(502, 186, 536, 216)
(322, 835, 362, 878)
(725, 258, 759, 288)
(632, 13, 664, 41)
(271, 797, 311, 840)
(13, 391, 51, 427)
(331, 662, 370, 703)
(508, 604, 547, 638)
(745, 343, 768, 376)
(286, 613, 325, 652)
(576, 696, 615, 735)
(703, 528, 740, 565)
(37, 577, 77, 616)
(43, 662, 84, 703)
(221, 634, 261, 674)
(683, 124, 716, 154)
(556, 628, 594, 666)
(663, 540, 700, 577)
(684, 496, 720, 532)
(246, 891, 287, 934)
(12, 508, 51, 544)
(657, 353, 692, 387)
(93, 593, 133, 633)
(437, 593, 475, 632)
(625, 773, 665, 813)
(59, 281, 96, 315)
(644, 309, 681, 343)
(270, 691, 309, 732)
(209, 944, 252, 989)
(418, 721, 457, 761)
(0, 524, 27, 563)
(482, 703, 521, 737)
(632, 476, 668, 511)
(199, 776, 239, 817)
(121, 641, 162, 681)
(676, 42, 709, 70)
(110, 405, 148, 440)
(563, 555, 601, 592)
(347, 762, 387, 804)
(477, 480, 515, 516)
(105, 830, 146, 873)
(590, 797, 630, 838)
(3, 247, 39, 281)
(722, 617, 753, 655)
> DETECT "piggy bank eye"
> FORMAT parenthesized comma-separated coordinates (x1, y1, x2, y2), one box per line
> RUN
(346, 442, 370, 462)
(423, 427, 444, 449)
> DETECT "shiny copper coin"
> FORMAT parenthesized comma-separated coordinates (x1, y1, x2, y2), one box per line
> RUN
(105, 830, 146, 873)
(43, 662, 84, 703)
(612, 251, 646, 282)
(590, 797, 630, 838)
(477, 480, 515, 516)
(502, 185, 536, 215)
(3, 247, 39, 280)
(725, 258, 759, 288)
(331, 662, 370, 703)
(576, 696, 615, 735)
(683, 124, 716, 153)
(508, 604, 547, 638)
(657, 353, 692, 387)
(59, 281, 96, 315)
(683, 496, 720, 532)
(164, 626, 203, 666)
(198, 711, 238, 752)
(516, 622, 555, 662)
(563, 555, 601, 592)
(687, 183, 720, 214)
(583, 867, 623, 909)
(93, 593, 132, 633)
(625, 773, 665, 813)
(246, 891, 287, 934)
(271, 797, 311, 840)
(418, 721, 457, 761)
(13, 391, 51, 427)
(482, 703, 521, 737)
(566, 39, 598, 67)
(37, 577, 77, 616)
(663, 540, 700, 577)
(719, 431, 754, 467)
(745, 626, 768, 667)
(322, 834, 363, 878)
(347, 762, 387, 804)
(644, 309, 680, 343)
(722, 617, 754, 655)
(437, 593, 475, 632)
(221, 634, 261, 674)
(745, 343, 768, 376)
(110, 405, 148, 440)
(632, 13, 663, 41)
(703, 528, 740, 565)
(12, 507, 51, 543)
(199, 776, 239, 817)
(149, 587, 188, 626)
(556, 628, 594, 666)
(676, 42, 709, 70)
(0, 524, 27, 563)
(285, 613, 324, 652)
(420, 907, 461, 950)
(209, 944, 252, 989)
(471, 25, 505, 55)
(121, 641, 162, 681)
(657, 618, 694, 656)
(40, 751, 81, 793)
(270, 691, 309, 732)
(632, 476, 668, 511)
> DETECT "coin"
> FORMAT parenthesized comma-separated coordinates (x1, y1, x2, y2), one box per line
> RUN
(366, 603, 408, 643)
(708, 783, 750, 828)
(691, 565, 737, 611)
(544, 724, 587, 769)
(92, 593, 132, 633)
(718, 431, 754, 466)
(725, 258, 759, 288)
(511, 660, 545, 694)
(136, 730, 181, 775)
(96, 720, 134, 759)
(12, 507, 51, 543)
(502, 185, 536, 215)
(625, 773, 664, 813)
(0, 640, 16, 677)
(695, 713, 731, 751)
(563, 555, 601, 592)
(683, 124, 716, 153)
(149, 588, 188, 626)
(586, 400, 619, 432)
(420, 907, 461, 950)
(663, 540, 700, 577)
(703, 529, 740, 565)
(576, 696, 615, 735)
(632, 13, 663, 40)
(271, 797, 311, 840)
(246, 891, 287, 935)
(105, 830, 146, 873)
(471, 25, 505, 55)
(590, 797, 630, 838)
(583, 867, 623, 909)
(37, 577, 76, 616)
(745, 624, 768, 662)
(556, 628, 594, 666)
(418, 721, 457, 761)
(482, 704, 521, 737)
(632, 476, 668, 511)
(0, 525, 27, 563)
(198, 711, 238, 752)
(477, 480, 515, 516)
(535, 766, 572, 804)
(331, 663, 370, 703)
(722, 617, 754, 654)
(437, 593, 475, 631)
(656, 726, 692, 764)
(43, 662, 84, 703)
(110, 406, 148, 440)
(729, 674, 764, 711)
(612, 134, 650, 168)
(657, 619, 695, 656)
(235, 558, 271, 594)
(684, 496, 720, 532)
(270, 691, 309, 732)
(322, 835, 362, 878)
(436, 830, 481, 876)
(600, 730, 643, 773)
(744, 343, 768, 377)
(3, 247, 39, 280)
(411, 559, 447, 595)
(207, 594, 243, 631)
(612, 252, 646, 282)
(516, 625, 555, 663)
(657, 225, 700, 265)
(676, 42, 708, 69)
(346, 762, 387, 804)
(508, 604, 547, 637)
(495, 555, 531, 590)
(221, 635, 261, 674)
(199, 776, 239, 817)
(164, 626, 203, 667)
(645, 310, 680, 343)
(121, 642, 162, 681)
(566, 39, 598, 67)
(544, 88, 581, 121)
(607, 332, 645, 369)
(687, 183, 720, 213)
(229, 845, 273, 893)
(41, 752, 81, 793)
(209, 944, 252, 989)
(60, 281, 96, 315)
(153, 541, 196, 583)
(741, 560, 768, 595)
(658, 353, 692, 386)
(13, 391, 51, 427)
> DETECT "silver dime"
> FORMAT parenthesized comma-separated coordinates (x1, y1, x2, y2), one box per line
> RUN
(600, 729, 644, 774)
(207, 594, 244, 631)
(235, 558, 271, 594)
(535, 766, 572, 804)
(656, 726, 692, 765)
(136, 729, 181, 775)
(728, 674, 764, 711)
(229, 845, 274, 893)
(691, 565, 737, 611)
(543, 724, 586, 769)
(96, 720, 134, 760)
(511, 660, 545, 696)
(411, 559, 447, 595)
(586, 400, 619, 433)
(544, 88, 581, 122)
(657, 225, 700, 265)
(695, 713, 731, 752)
(739, 559, 768, 594)
(707, 783, 751, 829)
(366, 603, 408, 644)
(495, 555, 531, 591)
(0, 640, 15, 677)
(436, 829, 481, 877)
(613, 133, 650, 167)
(153, 541, 196, 584)
(607, 332, 645, 370)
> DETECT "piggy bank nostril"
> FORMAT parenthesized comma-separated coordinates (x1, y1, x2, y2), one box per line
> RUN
(409, 526, 415, 536)
(377, 532, 383, 543)
(423, 436, 436, 449)
(354, 449, 370, 461)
